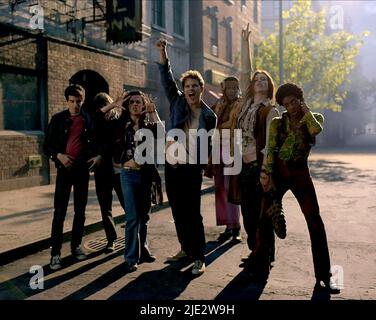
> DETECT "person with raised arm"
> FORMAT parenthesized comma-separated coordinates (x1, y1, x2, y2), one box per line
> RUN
(235, 24, 284, 280)
(264, 83, 340, 293)
(113, 91, 164, 272)
(156, 39, 217, 275)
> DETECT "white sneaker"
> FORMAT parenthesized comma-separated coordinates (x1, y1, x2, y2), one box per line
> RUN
(192, 260, 205, 275)
(166, 249, 187, 262)
(50, 255, 62, 270)
(124, 260, 138, 272)
(72, 247, 87, 261)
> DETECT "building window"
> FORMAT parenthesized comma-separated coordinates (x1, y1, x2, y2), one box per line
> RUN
(0, 73, 39, 130)
(173, 0, 184, 36)
(152, 0, 165, 28)
(224, 0, 234, 5)
(240, 0, 247, 12)
(210, 16, 218, 56)
(225, 26, 232, 62)
(253, 0, 258, 24)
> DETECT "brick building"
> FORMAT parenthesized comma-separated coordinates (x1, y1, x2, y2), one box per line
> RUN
(189, 0, 262, 106)
(0, 0, 190, 191)
(0, 0, 263, 191)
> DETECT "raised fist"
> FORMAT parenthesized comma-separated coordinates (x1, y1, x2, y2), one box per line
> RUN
(156, 39, 167, 51)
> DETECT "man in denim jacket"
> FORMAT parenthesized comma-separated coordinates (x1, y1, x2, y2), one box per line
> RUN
(156, 39, 217, 275)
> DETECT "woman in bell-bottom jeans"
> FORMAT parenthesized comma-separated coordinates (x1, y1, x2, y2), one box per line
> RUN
(113, 90, 164, 271)
(120, 167, 153, 268)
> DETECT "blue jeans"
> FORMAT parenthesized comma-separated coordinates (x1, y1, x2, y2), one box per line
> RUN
(120, 168, 152, 265)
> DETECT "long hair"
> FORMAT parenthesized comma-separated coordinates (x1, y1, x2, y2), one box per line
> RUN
(92, 92, 113, 112)
(246, 70, 275, 102)
(122, 90, 147, 125)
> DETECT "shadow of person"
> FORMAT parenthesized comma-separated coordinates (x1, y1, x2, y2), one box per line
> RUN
(205, 240, 238, 265)
(108, 259, 193, 300)
(162, 236, 236, 267)
(214, 269, 267, 301)
(62, 262, 133, 300)
(311, 285, 332, 301)
(309, 159, 369, 182)
(108, 240, 238, 300)
(0, 250, 121, 300)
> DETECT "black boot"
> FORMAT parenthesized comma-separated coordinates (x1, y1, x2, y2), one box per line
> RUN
(232, 228, 242, 242)
(217, 228, 232, 242)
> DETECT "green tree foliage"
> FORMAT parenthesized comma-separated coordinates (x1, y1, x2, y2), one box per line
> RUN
(256, 0, 369, 111)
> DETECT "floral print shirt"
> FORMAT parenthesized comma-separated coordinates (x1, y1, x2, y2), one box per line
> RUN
(237, 98, 279, 159)
(265, 111, 324, 174)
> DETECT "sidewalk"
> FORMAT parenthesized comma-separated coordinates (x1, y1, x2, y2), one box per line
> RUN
(0, 169, 214, 265)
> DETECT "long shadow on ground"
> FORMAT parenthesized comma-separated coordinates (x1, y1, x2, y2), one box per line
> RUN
(214, 269, 267, 300)
(106, 240, 239, 300)
(0, 250, 122, 300)
(309, 159, 375, 183)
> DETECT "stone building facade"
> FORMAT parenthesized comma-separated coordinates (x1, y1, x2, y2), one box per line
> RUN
(189, 0, 262, 106)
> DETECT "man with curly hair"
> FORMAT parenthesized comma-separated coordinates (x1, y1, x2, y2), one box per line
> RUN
(263, 82, 340, 293)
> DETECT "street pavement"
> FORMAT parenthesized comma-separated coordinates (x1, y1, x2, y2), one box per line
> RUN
(0, 151, 375, 300)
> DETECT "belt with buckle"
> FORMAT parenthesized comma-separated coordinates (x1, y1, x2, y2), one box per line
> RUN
(123, 166, 141, 171)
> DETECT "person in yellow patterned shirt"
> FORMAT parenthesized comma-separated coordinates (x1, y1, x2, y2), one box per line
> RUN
(262, 82, 340, 293)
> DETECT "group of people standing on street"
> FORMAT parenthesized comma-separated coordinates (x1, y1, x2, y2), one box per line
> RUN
(44, 84, 163, 272)
(43, 23, 340, 293)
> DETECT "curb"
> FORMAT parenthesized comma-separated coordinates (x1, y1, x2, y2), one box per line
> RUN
(0, 186, 214, 266)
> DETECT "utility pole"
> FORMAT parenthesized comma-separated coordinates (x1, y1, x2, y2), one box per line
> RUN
(279, 0, 283, 85)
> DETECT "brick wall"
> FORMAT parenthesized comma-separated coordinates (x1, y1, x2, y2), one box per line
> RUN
(0, 30, 42, 190)
(0, 35, 37, 70)
(46, 39, 148, 182)
(47, 41, 146, 118)
(0, 36, 147, 191)
(0, 131, 48, 191)
(0, 0, 190, 191)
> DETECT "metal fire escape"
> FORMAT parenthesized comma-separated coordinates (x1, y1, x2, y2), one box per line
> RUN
(4, 0, 108, 44)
